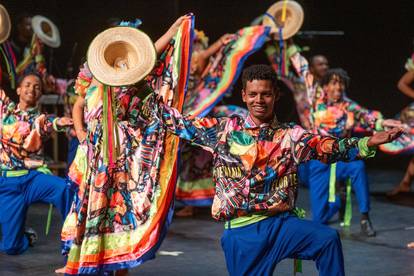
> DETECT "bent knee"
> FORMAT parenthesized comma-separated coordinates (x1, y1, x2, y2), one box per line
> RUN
(323, 228, 340, 243)
(3, 245, 27, 255)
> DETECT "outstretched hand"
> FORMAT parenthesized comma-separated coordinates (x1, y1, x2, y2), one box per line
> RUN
(382, 119, 404, 129)
(57, 117, 73, 128)
(367, 127, 403, 147)
(220, 34, 236, 45)
(168, 14, 192, 35)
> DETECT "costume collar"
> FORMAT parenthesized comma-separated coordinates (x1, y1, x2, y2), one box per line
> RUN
(15, 103, 39, 115)
(243, 113, 279, 129)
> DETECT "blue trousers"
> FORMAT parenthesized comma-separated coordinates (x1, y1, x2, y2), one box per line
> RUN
(0, 170, 73, 255)
(221, 214, 345, 276)
(67, 137, 79, 169)
(305, 160, 370, 224)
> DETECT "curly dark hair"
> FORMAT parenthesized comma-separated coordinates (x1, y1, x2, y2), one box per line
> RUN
(16, 72, 43, 90)
(320, 68, 350, 89)
(241, 64, 278, 91)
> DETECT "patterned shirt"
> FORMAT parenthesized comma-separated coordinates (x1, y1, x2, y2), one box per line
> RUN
(0, 89, 60, 170)
(311, 94, 383, 138)
(288, 51, 383, 138)
(153, 102, 375, 221)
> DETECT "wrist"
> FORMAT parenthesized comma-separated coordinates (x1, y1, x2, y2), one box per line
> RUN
(53, 118, 66, 132)
(375, 119, 384, 131)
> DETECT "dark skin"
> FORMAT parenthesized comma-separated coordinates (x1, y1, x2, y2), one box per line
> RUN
(310, 55, 329, 81)
(241, 79, 403, 146)
(16, 74, 73, 127)
(16, 16, 33, 45)
(242, 79, 280, 126)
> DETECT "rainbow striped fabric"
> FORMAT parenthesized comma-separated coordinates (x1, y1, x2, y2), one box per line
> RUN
(62, 16, 193, 275)
(379, 55, 414, 155)
(184, 25, 270, 119)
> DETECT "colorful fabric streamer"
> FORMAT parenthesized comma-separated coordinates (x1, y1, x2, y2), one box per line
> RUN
(62, 16, 193, 275)
(184, 25, 270, 119)
(379, 56, 414, 155)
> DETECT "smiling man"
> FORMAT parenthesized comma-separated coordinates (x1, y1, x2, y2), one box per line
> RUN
(149, 64, 402, 276)
(0, 72, 73, 255)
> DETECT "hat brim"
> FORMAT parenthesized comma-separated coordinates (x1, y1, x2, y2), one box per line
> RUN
(262, 0, 304, 40)
(0, 5, 11, 44)
(87, 27, 156, 87)
(32, 15, 61, 48)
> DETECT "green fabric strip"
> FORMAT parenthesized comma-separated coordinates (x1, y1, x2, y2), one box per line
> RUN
(343, 179, 352, 227)
(102, 85, 109, 165)
(375, 119, 384, 131)
(178, 178, 214, 191)
(1, 170, 29, 177)
(293, 208, 305, 274)
(294, 258, 303, 274)
(329, 163, 337, 203)
(224, 213, 269, 229)
(45, 204, 53, 236)
(358, 137, 376, 158)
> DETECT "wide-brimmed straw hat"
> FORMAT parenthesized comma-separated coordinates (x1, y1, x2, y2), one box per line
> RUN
(262, 0, 304, 40)
(87, 26, 156, 86)
(32, 15, 61, 48)
(0, 5, 11, 44)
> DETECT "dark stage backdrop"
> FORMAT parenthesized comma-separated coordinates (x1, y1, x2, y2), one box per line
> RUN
(2, 0, 413, 168)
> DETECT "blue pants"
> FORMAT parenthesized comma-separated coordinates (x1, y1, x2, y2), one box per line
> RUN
(67, 137, 79, 169)
(306, 160, 370, 223)
(0, 170, 73, 255)
(221, 214, 345, 276)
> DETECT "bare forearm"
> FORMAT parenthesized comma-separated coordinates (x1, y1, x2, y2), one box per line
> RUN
(72, 97, 85, 135)
(397, 71, 414, 99)
(155, 15, 191, 55)
(398, 81, 414, 99)
(154, 30, 175, 55)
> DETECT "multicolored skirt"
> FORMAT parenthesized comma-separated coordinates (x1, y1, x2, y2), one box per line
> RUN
(380, 102, 414, 155)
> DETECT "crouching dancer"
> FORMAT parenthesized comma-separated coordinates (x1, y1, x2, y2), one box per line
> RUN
(0, 72, 73, 255)
(147, 64, 402, 276)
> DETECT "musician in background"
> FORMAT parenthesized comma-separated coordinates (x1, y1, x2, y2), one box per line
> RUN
(5, 12, 56, 93)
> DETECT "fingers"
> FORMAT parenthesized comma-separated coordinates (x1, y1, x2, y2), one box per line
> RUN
(386, 127, 404, 140)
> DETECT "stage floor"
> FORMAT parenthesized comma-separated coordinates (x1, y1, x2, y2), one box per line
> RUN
(1, 168, 414, 276)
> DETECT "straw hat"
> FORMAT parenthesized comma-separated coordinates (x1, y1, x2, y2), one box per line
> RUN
(32, 15, 61, 48)
(87, 27, 156, 86)
(0, 5, 11, 44)
(262, 0, 304, 40)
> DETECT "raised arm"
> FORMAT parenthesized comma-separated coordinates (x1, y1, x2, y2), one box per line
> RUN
(397, 70, 414, 99)
(0, 88, 12, 114)
(194, 34, 234, 75)
(73, 95, 86, 142)
(154, 15, 192, 56)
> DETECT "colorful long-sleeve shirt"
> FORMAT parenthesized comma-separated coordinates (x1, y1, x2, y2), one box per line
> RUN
(288, 50, 383, 138)
(0, 89, 59, 170)
(151, 101, 375, 221)
(311, 95, 384, 138)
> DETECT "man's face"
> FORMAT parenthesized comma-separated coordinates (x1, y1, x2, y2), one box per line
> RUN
(17, 16, 33, 43)
(324, 75, 345, 103)
(17, 75, 42, 107)
(242, 79, 278, 124)
(310, 56, 329, 80)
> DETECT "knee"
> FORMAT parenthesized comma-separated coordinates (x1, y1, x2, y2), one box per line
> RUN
(2, 244, 27, 255)
(352, 161, 366, 174)
(323, 228, 340, 245)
